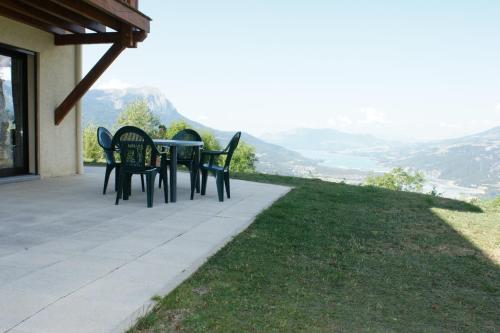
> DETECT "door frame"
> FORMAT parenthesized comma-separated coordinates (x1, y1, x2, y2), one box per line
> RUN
(0, 44, 30, 177)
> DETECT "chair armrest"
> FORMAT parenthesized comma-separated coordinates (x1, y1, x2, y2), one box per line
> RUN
(153, 144, 169, 154)
(201, 150, 227, 156)
(201, 150, 227, 168)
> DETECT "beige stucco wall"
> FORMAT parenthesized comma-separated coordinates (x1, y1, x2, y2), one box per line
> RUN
(0, 16, 81, 178)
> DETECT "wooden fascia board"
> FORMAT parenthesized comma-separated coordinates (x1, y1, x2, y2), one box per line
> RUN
(54, 31, 147, 45)
(48, 0, 122, 32)
(82, 0, 150, 32)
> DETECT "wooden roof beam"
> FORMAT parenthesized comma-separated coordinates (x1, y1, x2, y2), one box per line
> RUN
(16, 0, 106, 33)
(0, 0, 85, 34)
(0, 7, 66, 35)
(55, 42, 126, 125)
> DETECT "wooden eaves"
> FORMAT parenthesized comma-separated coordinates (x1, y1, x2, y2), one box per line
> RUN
(0, 0, 151, 125)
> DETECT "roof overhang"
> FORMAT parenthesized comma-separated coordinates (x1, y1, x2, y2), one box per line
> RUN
(0, 0, 152, 125)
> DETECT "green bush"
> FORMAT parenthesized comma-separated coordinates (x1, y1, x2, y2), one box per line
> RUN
(200, 131, 222, 151)
(164, 121, 190, 139)
(365, 167, 425, 192)
(116, 100, 160, 136)
(229, 140, 257, 173)
(83, 123, 103, 162)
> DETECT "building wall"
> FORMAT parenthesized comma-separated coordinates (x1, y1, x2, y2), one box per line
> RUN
(0, 16, 81, 178)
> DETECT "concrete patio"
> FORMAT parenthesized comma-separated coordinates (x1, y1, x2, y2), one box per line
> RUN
(0, 167, 290, 333)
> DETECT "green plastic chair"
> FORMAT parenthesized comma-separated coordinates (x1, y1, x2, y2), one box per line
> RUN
(172, 129, 203, 199)
(111, 126, 168, 208)
(97, 127, 144, 194)
(158, 129, 203, 199)
(200, 132, 241, 202)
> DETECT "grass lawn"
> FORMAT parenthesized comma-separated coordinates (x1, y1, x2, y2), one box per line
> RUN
(129, 174, 500, 332)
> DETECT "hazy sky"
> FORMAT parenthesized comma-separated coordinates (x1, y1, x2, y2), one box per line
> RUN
(83, 1, 500, 142)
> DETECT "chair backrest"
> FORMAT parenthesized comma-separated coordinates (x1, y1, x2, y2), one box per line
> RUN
(111, 126, 158, 172)
(172, 129, 202, 160)
(97, 127, 115, 164)
(223, 132, 241, 170)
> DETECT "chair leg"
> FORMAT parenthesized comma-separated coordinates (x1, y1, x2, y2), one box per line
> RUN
(124, 174, 132, 200)
(224, 172, 230, 199)
(158, 173, 162, 189)
(201, 169, 208, 195)
(189, 166, 197, 200)
(216, 172, 224, 202)
(140, 174, 145, 192)
(115, 170, 124, 205)
(190, 169, 199, 200)
(161, 169, 168, 203)
(196, 169, 201, 193)
(103, 164, 114, 195)
(187, 165, 194, 192)
(146, 172, 156, 208)
(114, 165, 121, 191)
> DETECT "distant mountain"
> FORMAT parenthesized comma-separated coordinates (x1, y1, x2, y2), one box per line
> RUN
(81, 87, 500, 196)
(83, 87, 190, 128)
(262, 127, 396, 152)
(261, 124, 500, 197)
(381, 126, 500, 196)
(82, 87, 315, 175)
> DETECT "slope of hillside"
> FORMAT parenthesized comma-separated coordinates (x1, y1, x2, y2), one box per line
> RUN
(261, 124, 500, 197)
(381, 126, 500, 196)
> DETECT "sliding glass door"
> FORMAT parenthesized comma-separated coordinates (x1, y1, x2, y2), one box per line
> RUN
(0, 48, 28, 177)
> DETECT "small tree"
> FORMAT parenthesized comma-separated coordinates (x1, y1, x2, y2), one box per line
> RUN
(200, 131, 222, 152)
(230, 140, 257, 173)
(116, 100, 160, 136)
(165, 121, 190, 139)
(198, 130, 222, 164)
(365, 167, 425, 192)
(83, 123, 103, 162)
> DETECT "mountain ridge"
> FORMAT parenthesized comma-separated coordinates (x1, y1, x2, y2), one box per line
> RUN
(377, 125, 500, 196)
(82, 86, 500, 197)
(258, 122, 500, 197)
(261, 127, 396, 152)
(82, 87, 317, 175)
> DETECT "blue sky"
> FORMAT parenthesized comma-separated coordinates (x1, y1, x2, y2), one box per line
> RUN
(84, 1, 500, 141)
